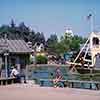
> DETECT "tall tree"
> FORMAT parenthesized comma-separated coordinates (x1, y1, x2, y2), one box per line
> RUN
(18, 22, 30, 41)
(46, 34, 58, 54)
(0, 25, 10, 38)
(10, 19, 15, 28)
(46, 34, 58, 45)
(34, 32, 45, 44)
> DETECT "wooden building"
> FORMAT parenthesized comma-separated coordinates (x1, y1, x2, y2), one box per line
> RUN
(0, 39, 32, 76)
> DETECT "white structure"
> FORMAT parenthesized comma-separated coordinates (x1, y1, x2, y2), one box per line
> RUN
(68, 32, 100, 71)
(65, 28, 74, 37)
(27, 41, 32, 48)
(90, 32, 100, 66)
(35, 43, 44, 52)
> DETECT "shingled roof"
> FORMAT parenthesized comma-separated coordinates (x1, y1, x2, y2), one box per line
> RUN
(0, 39, 32, 54)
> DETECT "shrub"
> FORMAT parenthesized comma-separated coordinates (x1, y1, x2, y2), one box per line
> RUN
(36, 55, 48, 64)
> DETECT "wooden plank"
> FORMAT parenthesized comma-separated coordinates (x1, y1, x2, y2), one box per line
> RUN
(0, 77, 16, 81)
(39, 79, 67, 82)
(68, 80, 100, 84)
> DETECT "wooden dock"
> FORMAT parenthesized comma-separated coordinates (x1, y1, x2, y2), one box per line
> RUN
(0, 77, 17, 85)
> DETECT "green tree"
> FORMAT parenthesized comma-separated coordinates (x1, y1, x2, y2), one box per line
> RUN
(54, 34, 87, 55)
(34, 32, 45, 44)
(70, 35, 81, 51)
(46, 34, 58, 54)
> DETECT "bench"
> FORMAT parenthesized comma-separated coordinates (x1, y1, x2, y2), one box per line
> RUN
(0, 77, 17, 85)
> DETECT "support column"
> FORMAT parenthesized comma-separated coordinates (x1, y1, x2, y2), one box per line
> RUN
(4, 52, 9, 78)
(16, 56, 20, 72)
(0, 57, 2, 77)
(5, 55, 8, 78)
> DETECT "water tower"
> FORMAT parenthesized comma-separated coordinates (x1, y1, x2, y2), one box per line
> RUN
(65, 28, 74, 37)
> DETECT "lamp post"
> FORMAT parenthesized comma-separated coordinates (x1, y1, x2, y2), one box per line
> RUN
(87, 11, 95, 33)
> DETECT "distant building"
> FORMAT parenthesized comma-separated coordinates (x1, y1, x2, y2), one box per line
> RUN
(65, 28, 74, 37)
(27, 41, 32, 49)
(35, 43, 44, 52)
(34, 43, 44, 52)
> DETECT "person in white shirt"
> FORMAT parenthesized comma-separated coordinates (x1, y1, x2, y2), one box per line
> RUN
(10, 68, 19, 77)
(10, 66, 26, 83)
(10, 66, 21, 83)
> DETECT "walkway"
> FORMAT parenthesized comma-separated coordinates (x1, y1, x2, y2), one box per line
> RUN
(0, 83, 100, 100)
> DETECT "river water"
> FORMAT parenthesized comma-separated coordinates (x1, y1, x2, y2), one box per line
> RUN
(30, 66, 100, 89)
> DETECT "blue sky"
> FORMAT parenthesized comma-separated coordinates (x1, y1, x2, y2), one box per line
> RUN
(0, 0, 100, 39)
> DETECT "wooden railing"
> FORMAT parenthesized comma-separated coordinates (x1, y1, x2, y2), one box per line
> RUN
(38, 79, 100, 90)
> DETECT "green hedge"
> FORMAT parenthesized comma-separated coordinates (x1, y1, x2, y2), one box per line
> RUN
(36, 55, 48, 64)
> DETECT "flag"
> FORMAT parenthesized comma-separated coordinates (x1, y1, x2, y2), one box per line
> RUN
(87, 13, 92, 20)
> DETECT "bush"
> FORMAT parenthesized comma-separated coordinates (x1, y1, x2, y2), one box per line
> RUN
(36, 55, 48, 64)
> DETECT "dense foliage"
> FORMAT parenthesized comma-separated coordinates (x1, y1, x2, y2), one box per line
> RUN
(0, 19, 45, 45)
(0, 19, 87, 56)
(36, 55, 48, 64)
